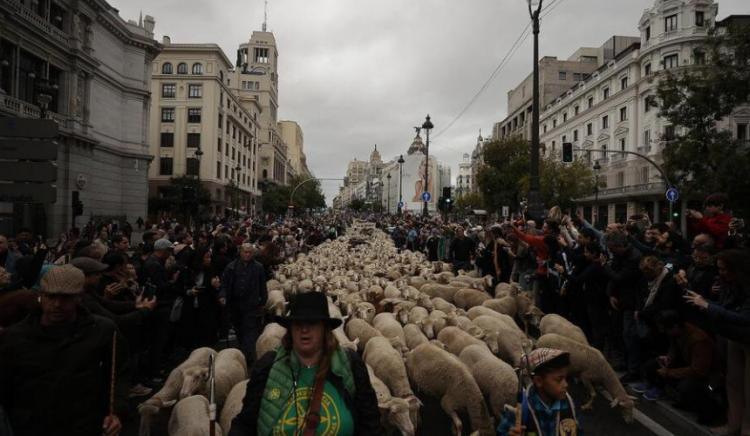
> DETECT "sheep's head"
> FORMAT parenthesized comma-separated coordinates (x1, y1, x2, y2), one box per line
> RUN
(482, 331, 500, 355)
(418, 319, 435, 339)
(610, 396, 635, 424)
(405, 395, 423, 430)
(380, 397, 415, 436)
(179, 366, 208, 399)
(482, 275, 494, 290)
(355, 303, 376, 323)
(523, 305, 545, 328)
(389, 336, 409, 356)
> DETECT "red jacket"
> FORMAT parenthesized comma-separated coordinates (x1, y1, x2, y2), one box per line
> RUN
(513, 227, 549, 275)
(688, 213, 731, 248)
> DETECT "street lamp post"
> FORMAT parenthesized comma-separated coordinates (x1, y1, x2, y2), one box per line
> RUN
(397, 154, 405, 216)
(421, 115, 433, 217)
(194, 147, 204, 230)
(386, 173, 392, 215)
(593, 159, 601, 227)
(235, 164, 242, 219)
(526, 0, 544, 222)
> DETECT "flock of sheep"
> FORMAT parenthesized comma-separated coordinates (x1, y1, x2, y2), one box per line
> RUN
(137, 221, 634, 436)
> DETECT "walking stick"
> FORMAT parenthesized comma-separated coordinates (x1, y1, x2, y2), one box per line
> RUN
(109, 331, 117, 417)
(209, 353, 217, 436)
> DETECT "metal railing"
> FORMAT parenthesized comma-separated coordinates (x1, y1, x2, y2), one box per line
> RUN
(8, 0, 69, 44)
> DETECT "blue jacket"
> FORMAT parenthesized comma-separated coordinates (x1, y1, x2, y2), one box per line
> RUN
(497, 386, 582, 436)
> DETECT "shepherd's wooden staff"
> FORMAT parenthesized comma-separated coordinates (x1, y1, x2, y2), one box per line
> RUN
(109, 331, 117, 417)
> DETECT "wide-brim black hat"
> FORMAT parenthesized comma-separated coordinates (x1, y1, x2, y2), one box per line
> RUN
(274, 291, 342, 329)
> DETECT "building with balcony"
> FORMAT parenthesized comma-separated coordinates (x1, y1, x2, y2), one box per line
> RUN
(538, 0, 746, 226)
(148, 40, 261, 217)
(0, 0, 160, 236)
(456, 153, 472, 198)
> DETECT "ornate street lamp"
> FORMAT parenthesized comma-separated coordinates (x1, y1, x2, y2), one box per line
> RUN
(386, 173, 392, 215)
(397, 154, 405, 216)
(526, 0, 544, 222)
(593, 159, 601, 226)
(421, 115, 433, 217)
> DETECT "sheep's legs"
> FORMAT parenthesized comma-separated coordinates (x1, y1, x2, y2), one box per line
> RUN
(441, 396, 463, 436)
(581, 379, 596, 410)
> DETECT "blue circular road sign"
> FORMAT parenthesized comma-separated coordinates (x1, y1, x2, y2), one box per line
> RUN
(421, 191, 432, 202)
(666, 187, 679, 203)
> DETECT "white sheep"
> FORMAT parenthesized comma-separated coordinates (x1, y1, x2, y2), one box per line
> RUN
(453, 288, 492, 309)
(536, 333, 635, 423)
(372, 312, 406, 346)
(219, 380, 248, 435)
(344, 318, 383, 351)
(405, 343, 494, 436)
(466, 306, 521, 331)
(353, 301, 377, 324)
(180, 348, 247, 410)
(168, 395, 223, 436)
(459, 344, 517, 418)
(403, 323, 429, 350)
(367, 365, 415, 436)
(436, 326, 495, 356)
(255, 323, 287, 359)
(472, 315, 528, 367)
(539, 314, 589, 345)
(264, 290, 286, 317)
(138, 347, 216, 436)
(420, 283, 461, 302)
(363, 336, 421, 426)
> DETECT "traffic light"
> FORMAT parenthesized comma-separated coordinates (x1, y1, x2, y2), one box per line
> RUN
(562, 142, 574, 163)
(443, 186, 452, 201)
(72, 191, 83, 217)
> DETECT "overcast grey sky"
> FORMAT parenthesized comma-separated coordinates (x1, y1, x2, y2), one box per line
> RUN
(111, 0, 746, 203)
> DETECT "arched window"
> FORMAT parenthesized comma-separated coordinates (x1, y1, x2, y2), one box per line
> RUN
(192, 63, 203, 75)
(262, 169, 268, 179)
(177, 63, 188, 74)
(161, 62, 173, 74)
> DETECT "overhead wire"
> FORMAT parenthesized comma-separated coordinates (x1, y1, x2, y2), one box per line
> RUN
(432, 0, 565, 139)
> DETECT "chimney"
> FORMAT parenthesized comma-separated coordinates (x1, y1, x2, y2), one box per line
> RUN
(162, 35, 171, 45)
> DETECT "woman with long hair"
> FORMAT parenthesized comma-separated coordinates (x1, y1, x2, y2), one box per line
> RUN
(228, 292, 382, 436)
(178, 247, 222, 349)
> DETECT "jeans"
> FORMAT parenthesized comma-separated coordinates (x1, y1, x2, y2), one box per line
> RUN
(622, 311, 642, 375)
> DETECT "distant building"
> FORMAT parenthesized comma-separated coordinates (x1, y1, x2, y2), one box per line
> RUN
(456, 153, 473, 198)
(278, 120, 312, 178)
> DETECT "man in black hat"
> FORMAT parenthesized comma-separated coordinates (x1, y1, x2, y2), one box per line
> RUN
(228, 292, 382, 436)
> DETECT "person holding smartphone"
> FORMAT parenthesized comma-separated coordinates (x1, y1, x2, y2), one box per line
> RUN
(177, 247, 222, 349)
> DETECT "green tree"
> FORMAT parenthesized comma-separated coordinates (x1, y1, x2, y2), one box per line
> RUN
(654, 22, 750, 215)
(263, 176, 327, 215)
(348, 198, 365, 212)
(261, 183, 292, 215)
(148, 176, 211, 223)
(455, 192, 484, 211)
(477, 136, 595, 212)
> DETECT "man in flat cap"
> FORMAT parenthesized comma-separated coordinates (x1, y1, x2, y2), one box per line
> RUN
(0, 264, 128, 436)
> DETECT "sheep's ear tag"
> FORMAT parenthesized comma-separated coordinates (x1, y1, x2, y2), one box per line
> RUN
(268, 388, 281, 400)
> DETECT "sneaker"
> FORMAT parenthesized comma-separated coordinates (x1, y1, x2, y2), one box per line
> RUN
(629, 382, 650, 394)
(129, 384, 153, 398)
(642, 387, 664, 401)
(619, 372, 641, 384)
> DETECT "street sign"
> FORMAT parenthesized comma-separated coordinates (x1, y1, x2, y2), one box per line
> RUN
(0, 183, 57, 203)
(0, 162, 57, 182)
(0, 118, 58, 138)
(666, 187, 679, 203)
(398, 201, 404, 209)
(0, 139, 58, 160)
(421, 191, 431, 202)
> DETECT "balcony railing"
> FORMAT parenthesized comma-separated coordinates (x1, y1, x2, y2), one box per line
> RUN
(1, 93, 67, 127)
(8, 0, 69, 44)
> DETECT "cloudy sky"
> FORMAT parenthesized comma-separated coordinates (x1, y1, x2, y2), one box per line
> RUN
(111, 0, 746, 203)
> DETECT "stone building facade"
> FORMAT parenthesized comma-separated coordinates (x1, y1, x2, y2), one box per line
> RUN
(0, 0, 160, 236)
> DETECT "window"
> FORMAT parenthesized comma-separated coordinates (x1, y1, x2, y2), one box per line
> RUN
(262, 169, 268, 179)
(218, 113, 223, 129)
(217, 161, 222, 178)
(186, 158, 200, 176)
(696, 11, 705, 27)
(663, 54, 679, 69)
(162, 63, 173, 74)
(187, 133, 201, 148)
(641, 167, 649, 184)
(645, 63, 652, 76)
(645, 96, 654, 113)
(543, 124, 547, 133)
(559, 71, 567, 80)
(574, 106, 580, 116)
(162, 83, 176, 98)
(161, 107, 175, 122)
(563, 112, 568, 122)
(617, 172, 625, 187)
(602, 115, 609, 129)
(619, 138, 626, 152)
(665, 14, 677, 32)
(664, 125, 676, 141)
(573, 73, 582, 81)
(217, 138, 222, 152)
(587, 96, 594, 109)
(573, 130, 579, 141)
(644, 129, 651, 145)
(737, 123, 748, 141)
(603, 87, 610, 99)
(587, 123, 593, 136)
(553, 119, 557, 128)
(620, 77, 628, 90)
(225, 143, 229, 156)
(187, 108, 201, 123)
(694, 50, 706, 65)
(232, 147, 235, 160)
(620, 107, 627, 122)
(562, 135, 567, 143)
(192, 63, 203, 75)
(177, 63, 188, 74)
(188, 84, 202, 98)
(159, 157, 173, 176)
(254, 47, 269, 63)
(645, 26, 651, 41)
(160, 132, 174, 147)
